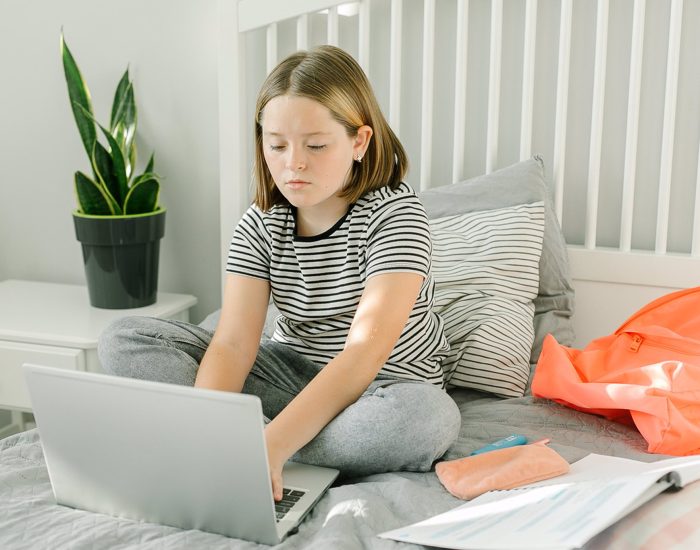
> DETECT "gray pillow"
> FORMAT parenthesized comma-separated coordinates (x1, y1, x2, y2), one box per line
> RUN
(419, 156, 575, 363)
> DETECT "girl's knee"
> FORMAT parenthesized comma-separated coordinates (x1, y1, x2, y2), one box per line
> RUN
(97, 316, 149, 376)
(427, 388, 462, 458)
(302, 382, 461, 476)
(98, 317, 205, 385)
(385, 383, 461, 468)
(372, 383, 462, 471)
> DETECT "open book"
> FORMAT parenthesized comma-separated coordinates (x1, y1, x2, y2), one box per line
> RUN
(378, 453, 700, 550)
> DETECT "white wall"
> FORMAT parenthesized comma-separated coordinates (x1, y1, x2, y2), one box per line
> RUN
(0, 0, 222, 323)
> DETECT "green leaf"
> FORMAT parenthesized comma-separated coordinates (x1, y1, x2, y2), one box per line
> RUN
(74, 171, 114, 215)
(144, 152, 155, 174)
(123, 177, 159, 214)
(110, 69, 130, 130)
(131, 171, 159, 188)
(130, 154, 159, 198)
(110, 80, 137, 180)
(77, 104, 129, 207)
(60, 33, 96, 160)
(128, 139, 137, 181)
(91, 141, 123, 212)
(100, 128, 129, 207)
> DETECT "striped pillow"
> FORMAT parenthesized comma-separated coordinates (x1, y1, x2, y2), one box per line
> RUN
(430, 202, 545, 397)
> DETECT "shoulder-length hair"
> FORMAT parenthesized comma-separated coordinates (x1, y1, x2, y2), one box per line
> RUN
(252, 45, 408, 211)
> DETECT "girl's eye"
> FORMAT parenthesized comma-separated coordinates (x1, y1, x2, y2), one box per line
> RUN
(269, 144, 286, 152)
(308, 145, 326, 151)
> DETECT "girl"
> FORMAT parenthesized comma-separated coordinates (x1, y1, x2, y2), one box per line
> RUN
(99, 45, 461, 501)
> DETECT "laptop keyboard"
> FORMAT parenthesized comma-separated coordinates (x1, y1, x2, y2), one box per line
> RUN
(275, 488, 307, 521)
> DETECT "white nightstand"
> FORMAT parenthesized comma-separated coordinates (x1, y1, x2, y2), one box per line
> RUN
(0, 279, 197, 433)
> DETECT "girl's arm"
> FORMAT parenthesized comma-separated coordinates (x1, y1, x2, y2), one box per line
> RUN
(264, 271, 424, 499)
(195, 273, 270, 392)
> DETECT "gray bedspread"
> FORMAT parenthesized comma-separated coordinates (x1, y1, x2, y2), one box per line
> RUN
(0, 389, 662, 549)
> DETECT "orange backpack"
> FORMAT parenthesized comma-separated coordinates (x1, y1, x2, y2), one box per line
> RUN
(532, 286, 700, 456)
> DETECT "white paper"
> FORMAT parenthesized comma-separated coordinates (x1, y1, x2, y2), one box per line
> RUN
(378, 453, 700, 550)
(527, 453, 700, 487)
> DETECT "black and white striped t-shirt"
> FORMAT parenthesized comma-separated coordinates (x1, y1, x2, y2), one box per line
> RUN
(227, 182, 450, 386)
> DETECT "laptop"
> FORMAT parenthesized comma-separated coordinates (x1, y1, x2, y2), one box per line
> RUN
(22, 364, 339, 545)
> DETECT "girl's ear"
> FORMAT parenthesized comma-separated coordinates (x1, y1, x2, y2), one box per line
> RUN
(354, 125, 373, 159)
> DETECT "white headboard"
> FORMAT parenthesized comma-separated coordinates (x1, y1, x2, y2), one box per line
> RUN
(218, 0, 700, 347)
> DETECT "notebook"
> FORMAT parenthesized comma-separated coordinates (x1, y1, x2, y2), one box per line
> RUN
(380, 452, 700, 549)
(23, 364, 339, 545)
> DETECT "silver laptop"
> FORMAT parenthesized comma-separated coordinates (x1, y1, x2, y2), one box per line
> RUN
(23, 364, 339, 545)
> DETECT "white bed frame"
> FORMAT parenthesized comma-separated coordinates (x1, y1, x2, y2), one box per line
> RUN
(217, 0, 700, 348)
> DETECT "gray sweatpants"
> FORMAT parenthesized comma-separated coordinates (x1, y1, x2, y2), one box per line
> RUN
(97, 316, 461, 478)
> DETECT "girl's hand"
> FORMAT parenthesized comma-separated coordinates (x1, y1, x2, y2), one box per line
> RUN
(268, 459, 284, 502)
(265, 430, 286, 502)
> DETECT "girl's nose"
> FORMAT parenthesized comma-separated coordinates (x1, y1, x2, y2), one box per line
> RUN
(286, 148, 306, 171)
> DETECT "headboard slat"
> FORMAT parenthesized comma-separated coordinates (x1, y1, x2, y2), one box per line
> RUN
(485, 0, 503, 174)
(327, 5, 339, 45)
(419, 0, 436, 191)
(655, 0, 685, 254)
(266, 23, 278, 74)
(388, 0, 402, 137)
(358, 0, 370, 74)
(619, 0, 646, 253)
(218, 0, 247, 287)
(552, 0, 573, 224)
(584, 0, 610, 250)
(519, 0, 538, 162)
(452, 0, 469, 184)
(296, 14, 309, 50)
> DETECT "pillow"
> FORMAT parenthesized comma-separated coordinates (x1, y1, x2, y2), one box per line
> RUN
(430, 202, 545, 396)
(419, 156, 575, 364)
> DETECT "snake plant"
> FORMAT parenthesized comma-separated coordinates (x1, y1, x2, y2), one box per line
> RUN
(61, 32, 161, 216)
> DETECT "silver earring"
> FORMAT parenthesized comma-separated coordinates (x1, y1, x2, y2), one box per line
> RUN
(355, 155, 363, 162)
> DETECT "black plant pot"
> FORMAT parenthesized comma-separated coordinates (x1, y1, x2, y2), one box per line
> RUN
(73, 209, 166, 309)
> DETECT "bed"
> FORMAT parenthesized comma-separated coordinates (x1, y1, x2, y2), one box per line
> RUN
(2, 0, 700, 548)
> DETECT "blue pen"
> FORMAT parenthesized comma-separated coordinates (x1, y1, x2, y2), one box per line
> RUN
(469, 434, 528, 456)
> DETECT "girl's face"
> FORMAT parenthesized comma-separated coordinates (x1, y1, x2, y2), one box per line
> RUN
(261, 95, 371, 219)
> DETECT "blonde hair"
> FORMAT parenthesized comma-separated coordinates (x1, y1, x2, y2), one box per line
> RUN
(253, 45, 408, 211)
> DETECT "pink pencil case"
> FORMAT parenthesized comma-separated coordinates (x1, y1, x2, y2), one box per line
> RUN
(435, 443, 570, 500)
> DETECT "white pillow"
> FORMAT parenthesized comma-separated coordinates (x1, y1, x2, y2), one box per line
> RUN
(430, 202, 545, 397)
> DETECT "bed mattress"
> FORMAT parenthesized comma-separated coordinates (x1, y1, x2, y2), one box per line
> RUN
(2, 389, 697, 549)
